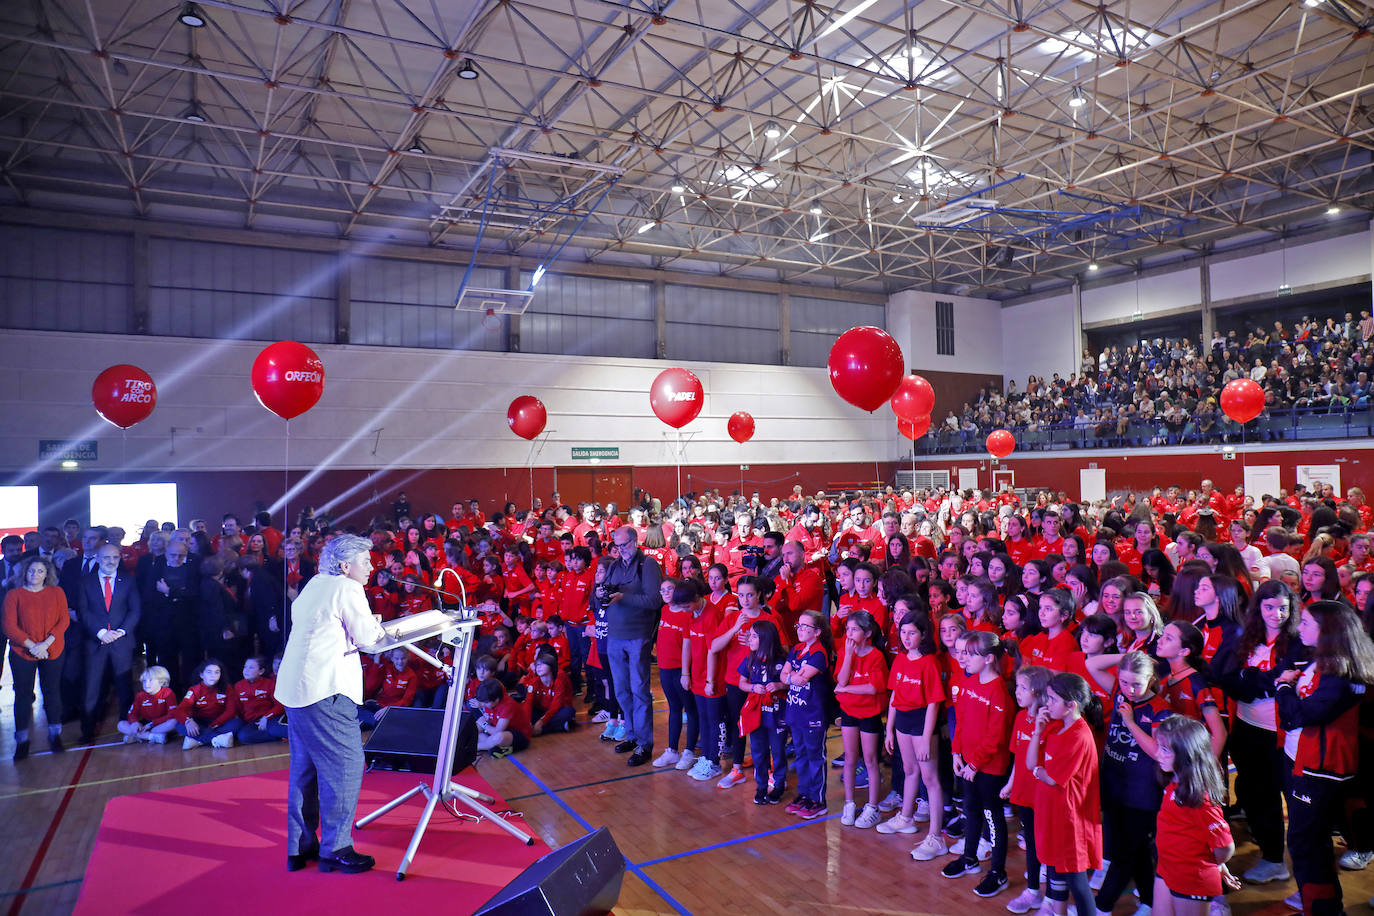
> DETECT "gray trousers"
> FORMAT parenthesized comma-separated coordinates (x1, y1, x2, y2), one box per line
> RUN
(286, 694, 363, 855)
(606, 636, 653, 750)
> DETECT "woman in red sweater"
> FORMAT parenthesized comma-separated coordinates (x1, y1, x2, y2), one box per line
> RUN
(2, 556, 69, 759)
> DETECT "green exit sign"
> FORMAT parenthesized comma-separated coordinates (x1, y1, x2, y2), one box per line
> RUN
(572, 446, 619, 461)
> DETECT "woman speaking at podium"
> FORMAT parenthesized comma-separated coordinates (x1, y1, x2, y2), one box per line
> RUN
(276, 533, 388, 875)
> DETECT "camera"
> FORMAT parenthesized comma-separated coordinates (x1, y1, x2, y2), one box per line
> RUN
(595, 582, 620, 603)
(740, 544, 766, 572)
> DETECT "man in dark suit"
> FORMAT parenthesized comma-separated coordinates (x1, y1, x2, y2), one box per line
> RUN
(78, 543, 141, 741)
(59, 527, 106, 722)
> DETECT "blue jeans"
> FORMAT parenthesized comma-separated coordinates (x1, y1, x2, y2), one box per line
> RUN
(237, 716, 289, 744)
(532, 705, 575, 733)
(748, 709, 787, 792)
(788, 717, 826, 801)
(177, 717, 241, 745)
(606, 636, 653, 750)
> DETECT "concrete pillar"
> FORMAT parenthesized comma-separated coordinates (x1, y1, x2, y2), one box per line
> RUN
(131, 228, 149, 334)
(779, 288, 791, 365)
(1072, 277, 1084, 374)
(1200, 254, 1214, 348)
(335, 251, 352, 344)
(654, 277, 666, 358)
(506, 264, 521, 352)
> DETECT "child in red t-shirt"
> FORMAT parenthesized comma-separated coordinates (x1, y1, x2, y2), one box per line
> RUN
(118, 666, 177, 744)
(1022, 589, 1079, 671)
(231, 656, 287, 745)
(684, 572, 728, 781)
(475, 679, 531, 756)
(543, 616, 571, 673)
(522, 652, 575, 734)
(1000, 665, 1054, 911)
(654, 578, 698, 769)
(173, 659, 237, 749)
(1151, 716, 1239, 916)
(835, 608, 889, 830)
(880, 613, 947, 859)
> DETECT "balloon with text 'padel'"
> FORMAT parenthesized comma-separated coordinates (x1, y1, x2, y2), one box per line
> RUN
(650, 367, 704, 429)
(507, 396, 548, 440)
(92, 364, 157, 429)
(827, 326, 905, 412)
(251, 341, 325, 420)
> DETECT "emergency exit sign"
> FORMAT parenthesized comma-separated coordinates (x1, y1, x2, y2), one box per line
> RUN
(572, 447, 619, 460)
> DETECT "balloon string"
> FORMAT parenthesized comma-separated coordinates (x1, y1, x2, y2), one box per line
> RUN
(283, 419, 290, 620)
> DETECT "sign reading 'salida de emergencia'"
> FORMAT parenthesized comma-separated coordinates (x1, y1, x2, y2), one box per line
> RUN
(572, 447, 619, 460)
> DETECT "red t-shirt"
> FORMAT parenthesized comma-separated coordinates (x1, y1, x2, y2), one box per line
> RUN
(952, 673, 1013, 774)
(1020, 629, 1078, 671)
(1008, 709, 1046, 807)
(489, 694, 531, 739)
(888, 652, 945, 713)
(715, 607, 786, 683)
(522, 672, 573, 726)
(832, 593, 886, 640)
(557, 568, 594, 625)
(688, 604, 726, 698)
(375, 663, 419, 708)
(127, 687, 178, 725)
(656, 605, 691, 669)
(1156, 781, 1234, 897)
(835, 643, 889, 718)
(1033, 717, 1103, 872)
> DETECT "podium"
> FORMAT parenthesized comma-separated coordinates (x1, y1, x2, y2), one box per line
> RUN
(355, 606, 534, 880)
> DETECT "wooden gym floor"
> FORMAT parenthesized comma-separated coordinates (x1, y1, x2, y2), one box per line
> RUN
(2, 668, 1371, 916)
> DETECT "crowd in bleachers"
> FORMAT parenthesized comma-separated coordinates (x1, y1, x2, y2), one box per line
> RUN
(932, 310, 1374, 451)
(9, 475, 1374, 916)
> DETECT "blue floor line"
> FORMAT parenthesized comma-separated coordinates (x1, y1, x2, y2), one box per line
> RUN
(507, 757, 694, 916)
(635, 811, 842, 867)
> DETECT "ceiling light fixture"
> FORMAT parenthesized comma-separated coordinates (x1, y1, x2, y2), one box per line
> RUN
(762, 121, 782, 139)
(178, 2, 207, 27)
(1327, 205, 1340, 215)
(482, 308, 501, 330)
(182, 102, 208, 122)
(1303, 0, 1321, 7)
(1088, 261, 1099, 271)
(809, 205, 823, 215)
(407, 138, 426, 154)
(670, 182, 686, 194)
(456, 59, 479, 80)
(61, 460, 79, 470)
(892, 193, 905, 204)
(1068, 88, 1086, 108)
(637, 221, 655, 234)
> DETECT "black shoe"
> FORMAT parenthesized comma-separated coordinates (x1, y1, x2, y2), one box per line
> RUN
(945, 813, 965, 838)
(941, 857, 980, 879)
(13, 740, 29, 762)
(318, 846, 375, 874)
(287, 842, 320, 872)
(49, 734, 65, 754)
(614, 739, 637, 754)
(974, 871, 1009, 897)
(754, 788, 769, 805)
(766, 785, 786, 804)
(627, 748, 650, 767)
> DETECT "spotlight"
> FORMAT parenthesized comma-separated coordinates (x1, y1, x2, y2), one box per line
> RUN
(1303, 0, 1321, 7)
(456, 58, 479, 80)
(1088, 261, 1099, 271)
(670, 182, 686, 194)
(181, 102, 208, 123)
(407, 138, 426, 154)
(482, 308, 500, 330)
(809, 205, 823, 215)
(1327, 205, 1340, 215)
(762, 121, 782, 139)
(1068, 89, 1086, 109)
(892, 193, 905, 204)
(178, 2, 206, 27)
(61, 460, 79, 470)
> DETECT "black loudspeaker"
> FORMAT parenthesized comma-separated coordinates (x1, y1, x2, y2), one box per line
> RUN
(474, 827, 625, 916)
(362, 707, 476, 773)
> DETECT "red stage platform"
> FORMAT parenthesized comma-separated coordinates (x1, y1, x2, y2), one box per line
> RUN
(75, 768, 551, 915)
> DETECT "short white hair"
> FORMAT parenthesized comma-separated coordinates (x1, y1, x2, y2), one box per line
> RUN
(319, 534, 372, 576)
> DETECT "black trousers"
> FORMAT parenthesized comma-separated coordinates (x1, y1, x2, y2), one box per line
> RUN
(83, 640, 135, 729)
(1231, 718, 1287, 862)
(1095, 801, 1157, 909)
(1285, 766, 1346, 916)
(8, 651, 63, 733)
(960, 768, 1010, 872)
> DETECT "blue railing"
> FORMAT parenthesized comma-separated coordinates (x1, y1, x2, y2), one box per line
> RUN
(914, 405, 1374, 455)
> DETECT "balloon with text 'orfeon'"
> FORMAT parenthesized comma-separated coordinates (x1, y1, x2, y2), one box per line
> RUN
(897, 414, 931, 441)
(650, 367, 704, 429)
(986, 428, 1016, 459)
(251, 341, 325, 420)
(890, 374, 935, 422)
(828, 326, 905, 412)
(1220, 378, 1265, 424)
(507, 396, 547, 440)
(91, 364, 157, 429)
(728, 411, 755, 444)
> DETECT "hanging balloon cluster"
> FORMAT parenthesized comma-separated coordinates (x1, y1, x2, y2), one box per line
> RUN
(890, 373, 935, 440)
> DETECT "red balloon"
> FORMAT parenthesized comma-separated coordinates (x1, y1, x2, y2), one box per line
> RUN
(986, 428, 1016, 459)
(507, 396, 547, 440)
(91, 364, 157, 429)
(890, 374, 936, 421)
(728, 411, 755, 444)
(650, 368, 704, 429)
(828, 326, 905, 412)
(897, 414, 931, 440)
(1220, 378, 1265, 424)
(251, 341, 325, 420)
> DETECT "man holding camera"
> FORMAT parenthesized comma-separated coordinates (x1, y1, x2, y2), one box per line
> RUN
(599, 528, 662, 767)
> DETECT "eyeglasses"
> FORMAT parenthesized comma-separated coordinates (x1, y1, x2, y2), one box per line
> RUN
(795, 622, 819, 631)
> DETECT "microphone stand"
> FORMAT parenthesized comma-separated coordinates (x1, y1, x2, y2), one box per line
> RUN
(355, 568, 533, 879)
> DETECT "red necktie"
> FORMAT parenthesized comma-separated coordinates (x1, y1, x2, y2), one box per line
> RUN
(103, 576, 113, 611)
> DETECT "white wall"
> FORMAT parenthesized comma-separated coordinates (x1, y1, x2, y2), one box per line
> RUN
(0, 330, 898, 475)
(1081, 266, 1201, 324)
(1210, 230, 1372, 303)
(887, 289, 1003, 375)
(1001, 292, 1078, 385)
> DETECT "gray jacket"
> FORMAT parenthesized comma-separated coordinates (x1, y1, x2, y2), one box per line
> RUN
(599, 549, 662, 641)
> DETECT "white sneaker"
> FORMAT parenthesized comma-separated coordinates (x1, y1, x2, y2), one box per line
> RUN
(148, 732, 166, 744)
(591, 710, 612, 723)
(1243, 859, 1291, 884)
(1340, 849, 1374, 870)
(1006, 889, 1044, 914)
(1132, 904, 1152, 916)
(911, 833, 948, 861)
(1283, 892, 1302, 910)
(950, 836, 992, 860)
(182, 736, 198, 750)
(841, 800, 857, 826)
(914, 797, 931, 822)
(688, 757, 721, 782)
(717, 765, 747, 789)
(675, 750, 697, 771)
(854, 804, 882, 829)
(210, 733, 234, 749)
(122, 734, 138, 744)
(652, 748, 681, 768)
(876, 813, 919, 835)
(1090, 864, 1108, 890)
(877, 789, 903, 812)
